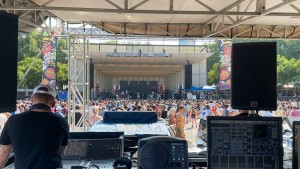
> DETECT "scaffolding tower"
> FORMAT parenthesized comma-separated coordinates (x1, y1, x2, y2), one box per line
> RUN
(68, 34, 90, 132)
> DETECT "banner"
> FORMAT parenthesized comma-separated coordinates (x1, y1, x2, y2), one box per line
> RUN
(219, 40, 232, 90)
(41, 31, 57, 88)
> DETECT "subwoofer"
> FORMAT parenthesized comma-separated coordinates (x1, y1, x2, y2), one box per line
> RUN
(231, 42, 277, 110)
(138, 136, 188, 169)
(0, 12, 18, 112)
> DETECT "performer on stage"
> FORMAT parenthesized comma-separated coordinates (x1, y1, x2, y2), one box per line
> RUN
(0, 84, 69, 169)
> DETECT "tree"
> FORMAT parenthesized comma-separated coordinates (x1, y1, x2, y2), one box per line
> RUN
(18, 29, 69, 89)
(18, 57, 42, 88)
(277, 40, 300, 60)
(18, 29, 43, 61)
(277, 55, 300, 84)
(56, 62, 68, 90)
(207, 42, 220, 72)
(208, 63, 220, 85)
(56, 38, 68, 64)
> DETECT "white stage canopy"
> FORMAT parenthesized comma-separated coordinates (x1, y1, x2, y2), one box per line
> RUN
(1, 0, 300, 38)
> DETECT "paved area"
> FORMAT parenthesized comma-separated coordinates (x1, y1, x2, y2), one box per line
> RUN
(183, 119, 200, 149)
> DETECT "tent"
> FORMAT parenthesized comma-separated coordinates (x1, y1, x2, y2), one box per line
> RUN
(199, 85, 216, 91)
(190, 86, 202, 91)
(182, 85, 216, 91)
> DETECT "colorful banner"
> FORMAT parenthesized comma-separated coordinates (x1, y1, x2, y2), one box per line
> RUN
(41, 31, 57, 88)
(219, 40, 232, 90)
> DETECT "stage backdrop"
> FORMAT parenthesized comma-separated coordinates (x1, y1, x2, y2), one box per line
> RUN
(41, 30, 58, 88)
(219, 40, 232, 90)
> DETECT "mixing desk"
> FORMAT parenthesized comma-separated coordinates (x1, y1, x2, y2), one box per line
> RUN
(61, 160, 115, 169)
(5, 160, 115, 169)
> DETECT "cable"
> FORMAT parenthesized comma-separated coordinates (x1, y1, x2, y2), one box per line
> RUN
(88, 164, 99, 169)
(190, 162, 206, 169)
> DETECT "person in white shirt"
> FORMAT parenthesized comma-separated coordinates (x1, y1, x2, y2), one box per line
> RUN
(55, 106, 64, 117)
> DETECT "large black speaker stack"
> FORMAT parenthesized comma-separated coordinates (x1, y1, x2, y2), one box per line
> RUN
(90, 62, 94, 89)
(0, 12, 18, 112)
(185, 64, 192, 90)
(231, 42, 277, 110)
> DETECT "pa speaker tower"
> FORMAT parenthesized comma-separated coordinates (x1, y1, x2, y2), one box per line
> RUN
(0, 12, 18, 112)
(231, 42, 277, 110)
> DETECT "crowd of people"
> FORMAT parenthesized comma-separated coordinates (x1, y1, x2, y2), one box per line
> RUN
(3, 98, 299, 139)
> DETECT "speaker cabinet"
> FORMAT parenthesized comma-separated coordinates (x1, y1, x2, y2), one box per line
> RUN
(89, 63, 94, 89)
(138, 136, 188, 169)
(231, 42, 277, 110)
(120, 81, 129, 92)
(0, 12, 18, 112)
(185, 65, 192, 90)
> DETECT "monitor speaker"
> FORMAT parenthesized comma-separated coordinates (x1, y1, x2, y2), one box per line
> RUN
(231, 42, 277, 110)
(138, 136, 188, 169)
(0, 12, 18, 112)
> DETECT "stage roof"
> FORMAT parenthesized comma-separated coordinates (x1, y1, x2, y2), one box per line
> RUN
(2, 0, 300, 38)
(65, 51, 211, 76)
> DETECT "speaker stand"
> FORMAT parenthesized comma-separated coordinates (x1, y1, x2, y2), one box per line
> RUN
(248, 110, 259, 116)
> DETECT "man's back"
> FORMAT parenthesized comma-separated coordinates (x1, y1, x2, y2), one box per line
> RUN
(0, 111, 69, 169)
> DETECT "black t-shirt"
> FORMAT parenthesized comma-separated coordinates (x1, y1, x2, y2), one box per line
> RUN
(0, 111, 69, 169)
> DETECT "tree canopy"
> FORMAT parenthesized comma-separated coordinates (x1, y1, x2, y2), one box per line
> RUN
(18, 30, 68, 89)
(207, 39, 300, 86)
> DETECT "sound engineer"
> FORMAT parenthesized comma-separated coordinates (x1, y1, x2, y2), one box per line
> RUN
(0, 84, 69, 169)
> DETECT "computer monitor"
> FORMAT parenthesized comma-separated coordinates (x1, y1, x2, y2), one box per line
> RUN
(293, 121, 300, 169)
(63, 138, 123, 160)
(207, 116, 283, 169)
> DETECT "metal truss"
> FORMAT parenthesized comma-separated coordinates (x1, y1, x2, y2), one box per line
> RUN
(0, 0, 298, 17)
(0, 0, 57, 31)
(68, 34, 90, 132)
(62, 23, 300, 39)
(1, 0, 300, 38)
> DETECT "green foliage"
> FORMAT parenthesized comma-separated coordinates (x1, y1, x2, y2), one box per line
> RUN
(18, 29, 68, 89)
(56, 38, 68, 64)
(18, 57, 42, 88)
(56, 62, 68, 89)
(277, 40, 300, 60)
(277, 55, 300, 84)
(207, 42, 220, 72)
(18, 29, 43, 61)
(207, 39, 300, 85)
(208, 63, 220, 85)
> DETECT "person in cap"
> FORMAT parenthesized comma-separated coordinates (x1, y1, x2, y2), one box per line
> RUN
(0, 84, 69, 169)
